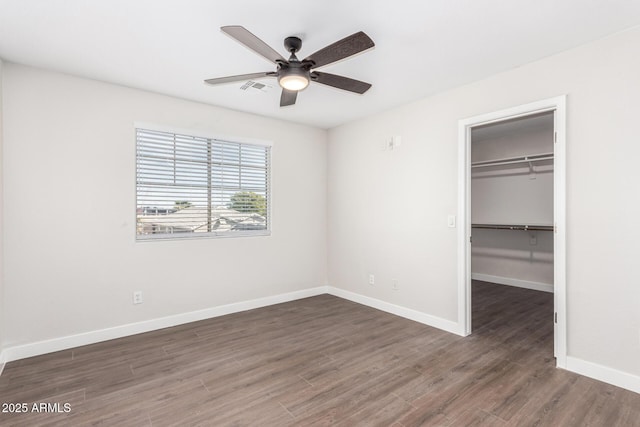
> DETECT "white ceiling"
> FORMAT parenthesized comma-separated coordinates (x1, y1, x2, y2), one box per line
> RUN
(1, 1, 640, 129)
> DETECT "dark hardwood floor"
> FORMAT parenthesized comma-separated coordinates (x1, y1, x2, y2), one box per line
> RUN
(1, 281, 639, 426)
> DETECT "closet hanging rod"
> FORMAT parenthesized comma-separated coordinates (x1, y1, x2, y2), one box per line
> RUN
(471, 152, 554, 169)
(472, 223, 554, 231)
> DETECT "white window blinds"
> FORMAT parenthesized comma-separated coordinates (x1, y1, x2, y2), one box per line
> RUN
(136, 128, 270, 240)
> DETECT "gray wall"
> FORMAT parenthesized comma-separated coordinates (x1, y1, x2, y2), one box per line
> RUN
(328, 26, 640, 379)
(2, 63, 328, 349)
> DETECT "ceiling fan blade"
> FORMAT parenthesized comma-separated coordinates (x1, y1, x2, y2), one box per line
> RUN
(221, 26, 286, 64)
(311, 72, 372, 94)
(280, 89, 298, 107)
(204, 72, 273, 86)
(303, 31, 374, 69)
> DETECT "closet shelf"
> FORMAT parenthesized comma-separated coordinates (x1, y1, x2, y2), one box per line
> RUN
(472, 223, 554, 231)
(471, 152, 554, 169)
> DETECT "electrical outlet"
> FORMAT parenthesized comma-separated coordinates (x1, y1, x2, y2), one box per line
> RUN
(133, 291, 143, 305)
(392, 279, 399, 290)
(369, 274, 375, 285)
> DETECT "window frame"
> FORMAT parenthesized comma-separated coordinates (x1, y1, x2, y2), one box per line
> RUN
(134, 123, 272, 242)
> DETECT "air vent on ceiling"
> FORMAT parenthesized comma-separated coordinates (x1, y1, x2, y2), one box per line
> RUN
(239, 80, 272, 93)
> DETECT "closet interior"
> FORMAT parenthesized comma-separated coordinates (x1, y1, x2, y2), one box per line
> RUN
(470, 111, 555, 298)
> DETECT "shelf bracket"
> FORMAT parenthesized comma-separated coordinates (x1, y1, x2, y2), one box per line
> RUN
(528, 158, 536, 179)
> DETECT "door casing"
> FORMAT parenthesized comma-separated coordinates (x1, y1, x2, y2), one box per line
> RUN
(456, 95, 567, 368)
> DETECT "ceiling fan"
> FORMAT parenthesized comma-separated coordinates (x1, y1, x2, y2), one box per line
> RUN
(204, 26, 375, 107)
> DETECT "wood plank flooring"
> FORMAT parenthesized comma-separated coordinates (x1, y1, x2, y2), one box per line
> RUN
(1, 281, 639, 426)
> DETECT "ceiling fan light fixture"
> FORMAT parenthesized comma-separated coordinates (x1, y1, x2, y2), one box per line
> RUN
(278, 68, 310, 91)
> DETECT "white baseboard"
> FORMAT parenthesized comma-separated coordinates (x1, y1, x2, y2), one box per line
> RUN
(327, 286, 462, 336)
(2, 286, 328, 364)
(472, 273, 553, 293)
(566, 356, 640, 394)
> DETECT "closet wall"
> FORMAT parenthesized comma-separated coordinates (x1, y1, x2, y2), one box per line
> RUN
(471, 113, 554, 291)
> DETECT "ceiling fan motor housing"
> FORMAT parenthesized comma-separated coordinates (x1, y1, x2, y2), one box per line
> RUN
(277, 36, 312, 91)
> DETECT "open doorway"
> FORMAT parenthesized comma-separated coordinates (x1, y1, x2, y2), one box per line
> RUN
(457, 96, 566, 368)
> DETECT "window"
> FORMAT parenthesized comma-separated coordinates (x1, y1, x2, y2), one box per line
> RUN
(136, 127, 270, 240)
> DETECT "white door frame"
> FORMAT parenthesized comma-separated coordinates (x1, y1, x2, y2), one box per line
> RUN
(457, 95, 567, 368)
